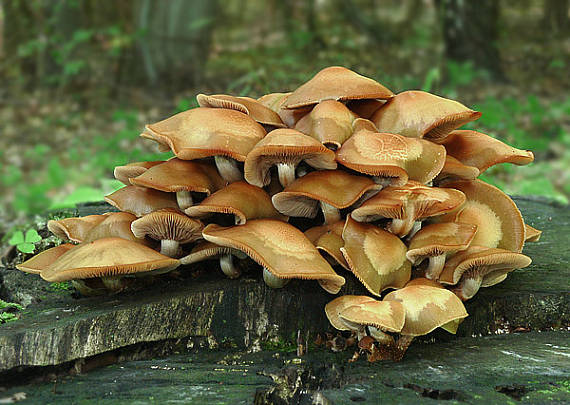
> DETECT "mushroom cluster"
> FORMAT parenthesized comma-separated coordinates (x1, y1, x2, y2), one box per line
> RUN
(17, 66, 540, 360)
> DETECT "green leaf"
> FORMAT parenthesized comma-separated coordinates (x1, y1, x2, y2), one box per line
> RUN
(24, 229, 42, 243)
(17, 243, 36, 254)
(0, 300, 23, 310)
(8, 231, 25, 246)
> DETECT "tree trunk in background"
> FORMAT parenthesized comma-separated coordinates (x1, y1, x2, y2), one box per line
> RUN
(439, 0, 505, 80)
(543, 0, 568, 36)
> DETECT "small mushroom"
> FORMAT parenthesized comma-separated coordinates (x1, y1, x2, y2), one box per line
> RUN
(257, 92, 312, 128)
(435, 155, 480, 182)
(340, 300, 405, 346)
(180, 241, 244, 279)
(325, 295, 378, 331)
(113, 161, 164, 185)
(524, 224, 542, 242)
(48, 214, 109, 243)
(244, 128, 337, 188)
(304, 221, 349, 270)
(371, 90, 481, 140)
(82, 212, 150, 245)
(104, 185, 179, 217)
(406, 222, 478, 281)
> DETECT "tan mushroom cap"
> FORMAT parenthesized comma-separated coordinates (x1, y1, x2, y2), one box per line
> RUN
(371, 90, 481, 140)
(114, 161, 164, 185)
(142, 107, 266, 161)
(294, 100, 358, 148)
(405, 277, 445, 289)
(185, 181, 286, 225)
(341, 216, 411, 296)
(197, 94, 286, 127)
(441, 180, 525, 252)
(335, 124, 446, 185)
(131, 209, 203, 244)
(524, 224, 542, 242)
(40, 237, 180, 282)
(435, 155, 480, 182)
(324, 295, 377, 331)
(272, 170, 381, 219)
(104, 185, 180, 217)
(438, 130, 534, 173)
(179, 241, 234, 265)
(202, 219, 346, 293)
(16, 244, 75, 274)
(346, 99, 386, 120)
(129, 158, 226, 195)
(83, 212, 149, 244)
(244, 128, 337, 187)
(384, 285, 468, 336)
(304, 221, 349, 270)
(340, 300, 405, 333)
(257, 92, 311, 128)
(48, 214, 109, 243)
(283, 66, 394, 109)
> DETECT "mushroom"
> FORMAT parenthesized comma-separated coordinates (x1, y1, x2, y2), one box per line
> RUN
(82, 212, 151, 245)
(524, 224, 542, 242)
(199, 219, 345, 293)
(351, 181, 466, 237)
(272, 170, 381, 224)
(184, 181, 286, 225)
(113, 161, 165, 185)
(257, 92, 312, 128)
(104, 185, 180, 217)
(345, 99, 386, 119)
(48, 214, 109, 243)
(304, 221, 349, 270)
(406, 222, 478, 281)
(141, 107, 266, 182)
(180, 241, 245, 279)
(16, 244, 75, 274)
(335, 120, 446, 186)
(434, 155, 480, 182)
(131, 209, 204, 257)
(283, 66, 393, 109)
(129, 158, 226, 210)
(244, 128, 337, 188)
(325, 295, 377, 332)
(341, 216, 411, 296)
(438, 246, 532, 300)
(371, 90, 482, 141)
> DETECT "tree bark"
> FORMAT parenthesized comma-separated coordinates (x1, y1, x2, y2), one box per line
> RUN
(543, 0, 568, 36)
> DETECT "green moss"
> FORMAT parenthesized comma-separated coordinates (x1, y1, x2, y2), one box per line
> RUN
(47, 282, 73, 292)
(261, 338, 296, 353)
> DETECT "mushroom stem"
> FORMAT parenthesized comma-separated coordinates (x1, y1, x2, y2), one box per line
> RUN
(277, 162, 297, 187)
(407, 221, 422, 239)
(71, 280, 103, 296)
(424, 255, 447, 280)
(452, 272, 483, 301)
(371, 177, 392, 189)
(176, 191, 194, 211)
(389, 216, 416, 237)
(219, 254, 241, 279)
(320, 201, 341, 224)
(160, 239, 180, 258)
(368, 327, 395, 346)
(214, 155, 243, 183)
(393, 335, 415, 361)
(101, 276, 126, 292)
(262, 267, 290, 288)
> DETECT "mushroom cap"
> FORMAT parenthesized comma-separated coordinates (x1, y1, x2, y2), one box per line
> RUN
(405, 277, 445, 289)
(324, 295, 377, 331)
(196, 94, 286, 127)
(179, 241, 234, 265)
(142, 107, 266, 161)
(202, 219, 346, 293)
(341, 216, 411, 296)
(272, 170, 381, 218)
(304, 221, 349, 270)
(371, 90, 481, 140)
(185, 181, 286, 225)
(244, 128, 337, 187)
(283, 66, 394, 109)
(114, 161, 164, 185)
(131, 209, 204, 244)
(438, 130, 534, 173)
(346, 99, 386, 120)
(441, 180, 525, 252)
(335, 125, 446, 185)
(16, 244, 75, 274)
(294, 100, 358, 148)
(435, 155, 480, 182)
(406, 222, 478, 264)
(524, 224, 542, 242)
(384, 285, 468, 336)
(83, 212, 149, 244)
(438, 246, 532, 286)
(40, 237, 180, 282)
(129, 158, 226, 194)
(48, 214, 109, 243)
(340, 300, 405, 333)
(351, 181, 466, 223)
(104, 185, 180, 217)
(257, 92, 311, 127)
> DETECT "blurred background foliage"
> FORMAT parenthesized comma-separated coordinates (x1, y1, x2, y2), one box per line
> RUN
(0, 0, 569, 241)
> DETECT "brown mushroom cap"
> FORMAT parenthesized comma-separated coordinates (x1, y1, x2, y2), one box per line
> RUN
(40, 237, 180, 282)
(384, 285, 468, 336)
(48, 214, 109, 243)
(283, 66, 394, 109)
(524, 224, 542, 242)
(438, 130, 534, 173)
(341, 216, 411, 296)
(407, 223, 478, 263)
(114, 161, 165, 185)
(304, 221, 349, 270)
(202, 219, 346, 293)
(131, 209, 203, 244)
(346, 99, 386, 119)
(179, 241, 234, 265)
(324, 295, 377, 331)
(371, 90, 481, 140)
(83, 212, 149, 244)
(104, 185, 180, 217)
(435, 155, 480, 182)
(16, 244, 75, 274)
(440, 180, 525, 252)
(335, 125, 446, 185)
(185, 181, 286, 225)
(257, 92, 311, 128)
(197, 94, 286, 127)
(142, 107, 266, 161)
(340, 300, 405, 333)
(244, 128, 337, 187)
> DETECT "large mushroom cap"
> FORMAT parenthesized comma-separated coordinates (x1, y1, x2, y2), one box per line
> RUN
(305, 221, 349, 270)
(16, 244, 75, 274)
(202, 219, 346, 293)
(40, 237, 180, 282)
(83, 212, 148, 244)
(48, 214, 109, 243)
(340, 300, 405, 333)
(384, 285, 468, 336)
(341, 216, 411, 296)
(325, 295, 377, 331)
(372, 90, 481, 140)
(284, 66, 394, 109)
(104, 185, 180, 217)
(114, 161, 164, 185)
(197, 94, 285, 128)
